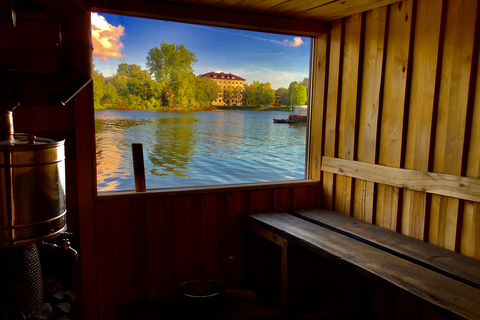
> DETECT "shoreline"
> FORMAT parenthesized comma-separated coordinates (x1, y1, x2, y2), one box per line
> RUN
(95, 105, 293, 112)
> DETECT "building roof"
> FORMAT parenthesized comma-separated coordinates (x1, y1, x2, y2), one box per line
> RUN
(199, 71, 246, 81)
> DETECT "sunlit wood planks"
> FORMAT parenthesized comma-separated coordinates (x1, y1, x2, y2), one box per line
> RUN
(308, 34, 328, 181)
(323, 19, 343, 209)
(335, 13, 363, 216)
(430, 0, 479, 251)
(353, 6, 387, 223)
(322, 157, 480, 204)
(462, 24, 480, 259)
(317, 0, 480, 259)
(401, 0, 444, 240)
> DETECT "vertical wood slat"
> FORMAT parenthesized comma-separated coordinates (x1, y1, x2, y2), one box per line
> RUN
(401, 0, 444, 240)
(95, 201, 115, 320)
(430, 0, 479, 250)
(174, 195, 203, 283)
(353, 6, 387, 223)
(462, 14, 480, 258)
(112, 199, 136, 307)
(75, 83, 99, 320)
(323, 19, 344, 209)
(250, 189, 273, 211)
(292, 186, 308, 208)
(227, 192, 249, 287)
(132, 198, 148, 300)
(334, 12, 363, 216)
(274, 188, 293, 211)
(309, 33, 329, 181)
(201, 193, 228, 282)
(146, 197, 177, 301)
(375, 0, 414, 231)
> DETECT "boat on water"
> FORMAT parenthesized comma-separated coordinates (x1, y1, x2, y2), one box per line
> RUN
(273, 105, 308, 123)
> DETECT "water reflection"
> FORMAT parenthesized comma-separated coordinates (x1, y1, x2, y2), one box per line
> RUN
(148, 117, 197, 178)
(95, 110, 306, 192)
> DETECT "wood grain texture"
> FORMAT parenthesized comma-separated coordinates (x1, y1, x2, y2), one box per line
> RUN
(322, 156, 480, 203)
(90, 0, 328, 37)
(462, 13, 480, 259)
(401, 0, 444, 240)
(173, 195, 203, 283)
(353, 6, 387, 223)
(246, 211, 480, 320)
(323, 19, 344, 209)
(250, 189, 273, 211)
(292, 208, 480, 290)
(201, 193, 228, 282)
(74, 83, 98, 320)
(112, 199, 137, 306)
(430, 0, 478, 251)
(309, 33, 328, 181)
(376, 0, 414, 231)
(274, 188, 293, 211)
(95, 201, 115, 320)
(335, 13, 363, 216)
(226, 191, 249, 287)
(291, 0, 401, 21)
(146, 197, 176, 300)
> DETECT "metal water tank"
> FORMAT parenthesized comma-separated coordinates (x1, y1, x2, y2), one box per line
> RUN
(0, 111, 66, 247)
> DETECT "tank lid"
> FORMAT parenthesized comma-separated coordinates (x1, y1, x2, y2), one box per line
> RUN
(0, 134, 64, 148)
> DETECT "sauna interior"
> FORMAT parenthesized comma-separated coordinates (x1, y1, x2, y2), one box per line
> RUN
(1, 0, 480, 319)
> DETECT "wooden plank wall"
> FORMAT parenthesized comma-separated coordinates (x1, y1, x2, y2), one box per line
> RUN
(94, 184, 321, 320)
(318, 0, 480, 259)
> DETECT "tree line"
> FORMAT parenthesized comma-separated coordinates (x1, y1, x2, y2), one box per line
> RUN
(93, 42, 309, 110)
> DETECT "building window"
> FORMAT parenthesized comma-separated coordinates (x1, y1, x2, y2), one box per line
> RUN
(92, 12, 312, 192)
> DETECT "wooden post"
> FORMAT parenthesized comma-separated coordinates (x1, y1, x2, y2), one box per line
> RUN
(132, 143, 146, 192)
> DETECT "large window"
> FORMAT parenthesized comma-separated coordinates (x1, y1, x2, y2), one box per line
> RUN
(92, 12, 312, 192)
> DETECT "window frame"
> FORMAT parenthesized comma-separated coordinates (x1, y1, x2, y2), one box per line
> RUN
(89, 1, 327, 195)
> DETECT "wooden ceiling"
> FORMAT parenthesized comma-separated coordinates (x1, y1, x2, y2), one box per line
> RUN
(156, 0, 401, 21)
(91, 0, 401, 36)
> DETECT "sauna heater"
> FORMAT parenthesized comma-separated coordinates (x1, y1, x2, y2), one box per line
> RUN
(0, 110, 67, 316)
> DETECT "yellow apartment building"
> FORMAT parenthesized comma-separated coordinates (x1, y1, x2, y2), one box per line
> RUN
(199, 71, 246, 106)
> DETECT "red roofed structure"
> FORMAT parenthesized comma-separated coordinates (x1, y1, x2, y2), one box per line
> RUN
(199, 71, 246, 106)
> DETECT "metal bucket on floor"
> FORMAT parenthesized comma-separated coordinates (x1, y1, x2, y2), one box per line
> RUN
(179, 279, 224, 320)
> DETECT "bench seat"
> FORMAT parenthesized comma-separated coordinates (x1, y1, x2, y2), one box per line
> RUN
(245, 211, 480, 320)
(290, 208, 480, 290)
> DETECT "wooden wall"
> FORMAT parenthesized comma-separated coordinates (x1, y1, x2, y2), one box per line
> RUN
(313, 0, 480, 259)
(93, 184, 321, 319)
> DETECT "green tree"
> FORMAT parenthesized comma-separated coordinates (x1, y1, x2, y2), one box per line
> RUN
(243, 81, 275, 106)
(92, 68, 105, 109)
(101, 81, 118, 105)
(195, 77, 220, 106)
(276, 87, 289, 105)
(222, 89, 234, 105)
(289, 82, 308, 106)
(146, 42, 198, 107)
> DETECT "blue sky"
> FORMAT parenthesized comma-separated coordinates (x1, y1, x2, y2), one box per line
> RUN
(91, 12, 311, 89)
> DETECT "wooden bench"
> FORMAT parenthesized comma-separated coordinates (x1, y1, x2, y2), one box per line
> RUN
(244, 210, 480, 320)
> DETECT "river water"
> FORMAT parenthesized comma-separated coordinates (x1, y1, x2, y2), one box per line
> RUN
(95, 110, 307, 192)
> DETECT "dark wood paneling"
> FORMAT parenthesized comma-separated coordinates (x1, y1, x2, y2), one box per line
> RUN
(146, 197, 176, 301)
(173, 195, 203, 283)
(92, 185, 320, 317)
(95, 201, 115, 320)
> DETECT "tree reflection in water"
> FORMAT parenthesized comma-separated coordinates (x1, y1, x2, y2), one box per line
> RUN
(95, 117, 149, 191)
(148, 117, 197, 178)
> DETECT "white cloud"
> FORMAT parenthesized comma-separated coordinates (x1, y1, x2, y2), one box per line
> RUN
(91, 12, 125, 61)
(282, 37, 304, 47)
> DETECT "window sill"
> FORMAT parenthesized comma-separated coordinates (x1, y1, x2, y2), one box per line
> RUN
(95, 179, 320, 201)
